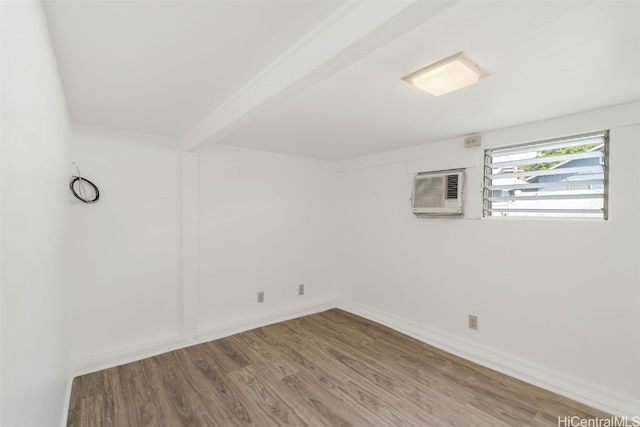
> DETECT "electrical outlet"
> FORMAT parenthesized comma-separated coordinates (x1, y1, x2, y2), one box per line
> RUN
(257, 291, 264, 303)
(464, 135, 481, 148)
(298, 284, 304, 295)
(468, 315, 478, 330)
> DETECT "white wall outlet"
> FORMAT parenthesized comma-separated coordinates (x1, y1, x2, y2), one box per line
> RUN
(257, 291, 264, 303)
(468, 315, 478, 330)
(298, 284, 304, 295)
(464, 135, 481, 148)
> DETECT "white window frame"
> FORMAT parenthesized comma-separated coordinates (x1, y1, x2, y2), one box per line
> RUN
(483, 131, 609, 219)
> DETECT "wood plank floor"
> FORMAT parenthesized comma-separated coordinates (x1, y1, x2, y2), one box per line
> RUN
(67, 309, 610, 426)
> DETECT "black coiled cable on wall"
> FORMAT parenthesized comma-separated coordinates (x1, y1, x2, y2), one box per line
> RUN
(70, 162, 100, 204)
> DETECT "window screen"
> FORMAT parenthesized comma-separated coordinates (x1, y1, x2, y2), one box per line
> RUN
(483, 131, 609, 219)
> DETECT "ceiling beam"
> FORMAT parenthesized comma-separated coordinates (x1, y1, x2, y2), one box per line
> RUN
(182, 0, 460, 152)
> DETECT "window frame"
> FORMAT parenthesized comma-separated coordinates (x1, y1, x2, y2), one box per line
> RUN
(482, 131, 609, 220)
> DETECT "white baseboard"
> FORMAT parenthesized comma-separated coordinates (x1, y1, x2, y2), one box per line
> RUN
(68, 297, 638, 418)
(70, 298, 338, 376)
(195, 298, 338, 344)
(71, 335, 192, 376)
(337, 298, 639, 418)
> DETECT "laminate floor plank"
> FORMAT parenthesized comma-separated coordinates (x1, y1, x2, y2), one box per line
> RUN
(68, 309, 612, 426)
(292, 315, 483, 416)
(251, 329, 429, 426)
(280, 370, 373, 427)
(270, 326, 372, 389)
(252, 327, 348, 394)
(142, 354, 207, 427)
(273, 327, 447, 426)
(336, 378, 443, 426)
(112, 361, 160, 426)
(225, 363, 309, 427)
(171, 345, 255, 426)
(318, 311, 610, 423)
(199, 336, 251, 373)
(234, 329, 301, 378)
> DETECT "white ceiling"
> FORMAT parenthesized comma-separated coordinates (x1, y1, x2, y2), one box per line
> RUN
(44, 1, 640, 161)
(44, 0, 345, 135)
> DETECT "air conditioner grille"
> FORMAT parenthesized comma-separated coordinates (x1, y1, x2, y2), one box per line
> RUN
(414, 176, 444, 208)
(446, 174, 459, 199)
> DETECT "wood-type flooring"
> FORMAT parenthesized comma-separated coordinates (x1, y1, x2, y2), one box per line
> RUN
(67, 309, 611, 426)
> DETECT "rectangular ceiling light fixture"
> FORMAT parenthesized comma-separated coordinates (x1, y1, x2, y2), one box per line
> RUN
(403, 52, 488, 96)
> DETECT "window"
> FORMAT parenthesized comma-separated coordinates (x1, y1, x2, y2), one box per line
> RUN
(483, 131, 609, 219)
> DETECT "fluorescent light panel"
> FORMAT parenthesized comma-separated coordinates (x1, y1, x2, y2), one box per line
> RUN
(403, 52, 488, 96)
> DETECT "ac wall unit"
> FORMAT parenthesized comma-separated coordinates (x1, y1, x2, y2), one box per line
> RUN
(411, 169, 464, 217)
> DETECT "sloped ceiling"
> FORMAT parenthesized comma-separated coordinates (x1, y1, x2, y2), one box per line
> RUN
(44, 1, 640, 160)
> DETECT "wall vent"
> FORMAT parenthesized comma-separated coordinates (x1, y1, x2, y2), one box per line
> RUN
(411, 169, 465, 217)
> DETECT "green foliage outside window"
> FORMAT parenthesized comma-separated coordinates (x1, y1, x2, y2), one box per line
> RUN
(523, 143, 600, 171)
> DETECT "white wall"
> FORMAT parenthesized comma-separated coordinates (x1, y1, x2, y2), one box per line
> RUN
(0, 2, 71, 426)
(198, 145, 339, 332)
(337, 102, 640, 416)
(69, 125, 180, 368)
(67, 135, 340, 373)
